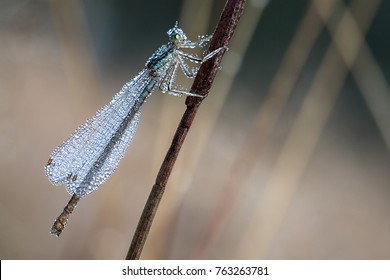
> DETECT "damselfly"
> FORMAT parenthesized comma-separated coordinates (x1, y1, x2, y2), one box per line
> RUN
(45, 23, 222, 236)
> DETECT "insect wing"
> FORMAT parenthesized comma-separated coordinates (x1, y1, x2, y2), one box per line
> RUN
(70, 109, 141, 197)
(45, 69, 150, 197)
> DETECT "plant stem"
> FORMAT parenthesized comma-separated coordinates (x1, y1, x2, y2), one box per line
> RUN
(125, 0, 246, 260)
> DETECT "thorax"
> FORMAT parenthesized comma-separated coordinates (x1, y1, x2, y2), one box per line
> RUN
(146, 45, 176, 77)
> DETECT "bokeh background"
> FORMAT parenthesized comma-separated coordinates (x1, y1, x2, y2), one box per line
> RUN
(1, 0, 390, 259)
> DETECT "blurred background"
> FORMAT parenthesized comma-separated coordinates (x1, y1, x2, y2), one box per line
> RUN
(1, 0, 390, 259)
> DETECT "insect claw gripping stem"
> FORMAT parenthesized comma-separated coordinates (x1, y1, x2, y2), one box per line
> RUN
(202, 47, 225, 62)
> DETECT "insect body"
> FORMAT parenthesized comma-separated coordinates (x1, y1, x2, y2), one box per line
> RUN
(45, 23, 221, 236)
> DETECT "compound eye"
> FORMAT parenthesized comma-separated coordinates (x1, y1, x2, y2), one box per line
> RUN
(175, 34, 181, 40)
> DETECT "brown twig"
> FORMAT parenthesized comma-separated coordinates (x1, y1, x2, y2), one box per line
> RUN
(125, 0, 246, 260)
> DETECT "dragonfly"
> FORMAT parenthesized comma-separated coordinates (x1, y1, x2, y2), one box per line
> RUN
(45, 22, 222, 236)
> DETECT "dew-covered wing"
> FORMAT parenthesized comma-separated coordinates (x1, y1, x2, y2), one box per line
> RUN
(45, 69, 150, 197)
